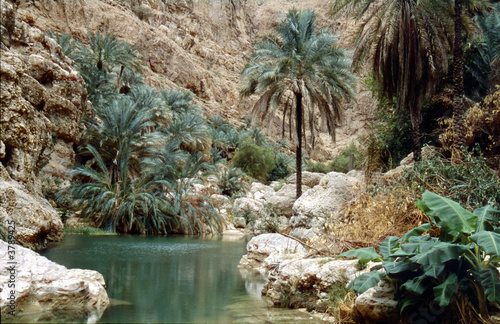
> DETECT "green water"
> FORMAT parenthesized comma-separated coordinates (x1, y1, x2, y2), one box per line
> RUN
(40, 234, 323, 323)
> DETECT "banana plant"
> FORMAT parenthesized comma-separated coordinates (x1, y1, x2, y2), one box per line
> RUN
(337, 191, 500, 318)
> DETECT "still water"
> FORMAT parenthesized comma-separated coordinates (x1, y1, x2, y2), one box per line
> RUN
(41, 234, 321, 323)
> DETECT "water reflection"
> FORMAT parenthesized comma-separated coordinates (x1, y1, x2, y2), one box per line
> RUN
(39, 234, 326, 323)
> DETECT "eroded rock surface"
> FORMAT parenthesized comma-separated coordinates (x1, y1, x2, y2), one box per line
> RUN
(0, 240, 109, 322)
(0, 181, 63, 250)
(1, 0, 89, 249)
(238, 233, 307, 275)
(354, 280, 398, 323)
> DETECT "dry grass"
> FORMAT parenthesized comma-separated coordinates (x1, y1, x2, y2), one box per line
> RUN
(440, 90, 500, 160)
(310, 184, 429, 256)
(330, 290, 357, 323)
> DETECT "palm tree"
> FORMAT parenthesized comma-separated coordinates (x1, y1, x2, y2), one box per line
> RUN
(241, 9, 356, 198)
(74, 31, 143, 73)
(70, 145, 172, 234)
(73, 31, 143, 93)
(331, 0, 452, 161)
(465, 3, 500, 101)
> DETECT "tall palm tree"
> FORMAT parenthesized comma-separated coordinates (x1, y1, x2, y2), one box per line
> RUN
(241, 9, 356, 198)
(331, 0, 452, 161)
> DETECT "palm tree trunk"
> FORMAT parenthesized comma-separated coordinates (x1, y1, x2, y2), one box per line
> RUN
(452, 0, 466, 155)
(295, 92, 303, 199)
(411, 116, 422, 162)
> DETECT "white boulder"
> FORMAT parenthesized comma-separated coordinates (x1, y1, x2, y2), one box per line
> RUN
(0, 240, 109, 322)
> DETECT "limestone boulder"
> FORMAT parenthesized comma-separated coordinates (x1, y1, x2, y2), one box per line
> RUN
(263, 258, 361, 310)
(0, 240, 109, 323)
(0, 181, 63, 250)
(286, 171, 325, 188)
(293, 172, 361, 219)
(354, 280, 398, 323)
(267, 184, 308, 217)
(247, 181, 276, 203)
(238, 233, 307, 275)
(232, 197, 264, 215)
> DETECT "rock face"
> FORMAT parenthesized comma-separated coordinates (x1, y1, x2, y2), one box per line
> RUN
(0, 240, 109, 322)
(0, 0, 89, 249)
(289, 172, 361, 241)
(238, 233, 307, 275)
(0, 181, 63, 250)
(14, 0, 376, 156)
(354, 280, 398, 323)
(263, 258, 361, 311)
(293, 172, 361, 219)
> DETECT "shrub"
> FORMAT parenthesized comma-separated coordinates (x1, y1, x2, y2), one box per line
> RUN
(329, 142, 361, 173)
(219, 165, 245, 197)
(232, 143, 275, 182)
(338, 191, 500, 323)
(305, 160, 332, 174)
(268, 152, 292, 181)
(398, 145, 500, 210)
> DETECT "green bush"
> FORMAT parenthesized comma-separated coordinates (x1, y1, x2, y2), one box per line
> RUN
(268, 152, 291, 181)
(338, 191, 500, 322)
(399, 145, 500, 210)
(305, 160, 332, 174)
(232, 143, 275, 182)
(219, 165, 245, 197)
(330, 142, 360, 173)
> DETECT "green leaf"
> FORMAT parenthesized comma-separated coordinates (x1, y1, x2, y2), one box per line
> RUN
(470, 231, 500, 256)
(433, 273, 458, 307)
(421, 191, 477, 237)
(337, 247, 381, 262)
(480, 267, 500, 303)
(380, 236, 400, 259)
(423, 263, 445, 279)
(347, 271, 384, 294)
(410, 242, 471, 265)
(401, 239, 437, 254)
(402, 275, 428, 295)
(400, 297, 422, 314)
(400, 223, 432, 243)
(383, 261, 418, 276)
(474, 205, 500, 232)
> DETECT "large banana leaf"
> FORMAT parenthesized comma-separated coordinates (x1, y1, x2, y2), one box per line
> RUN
(380, 236, 400, 259)
(420, 191, 477, 237)
(383, 261, 419, 276)
(348, 271, 384, 294)
(410, 242, 471, 265)
(402, 274, 428, 295)
(474, 205, 500, 232)
(400, 223, 432, 243)
(470, 231, 500, 256)
(337, 247, 381, 262)
(433, 273, 458, 307)
(423, 263, 446, 278)
(401, 239, 436, 254)
(480, 267, 500, 303)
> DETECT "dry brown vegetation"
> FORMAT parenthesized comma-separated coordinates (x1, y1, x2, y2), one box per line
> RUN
(440, 90, 500, 168)
(310, 184, 429, 256)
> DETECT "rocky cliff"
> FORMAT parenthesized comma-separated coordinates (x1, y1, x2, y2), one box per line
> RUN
(1, 0, 90, 249)
(15, 0, 376, 157)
